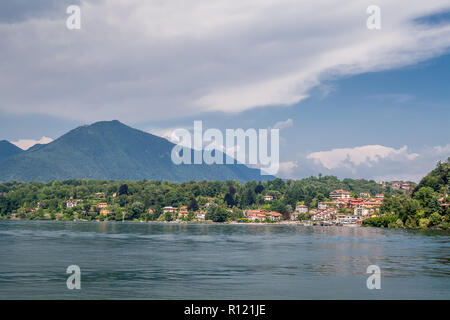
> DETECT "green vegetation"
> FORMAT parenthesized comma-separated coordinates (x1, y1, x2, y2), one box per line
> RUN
(1, 159, 447, 228)
(363, 159, 449, 229)
(0, 175, 390, 222)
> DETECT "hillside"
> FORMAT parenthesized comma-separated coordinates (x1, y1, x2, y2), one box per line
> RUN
(414, 158, 449, 194)
(0, 140, 23, 163)
(0, 120, 269, 182)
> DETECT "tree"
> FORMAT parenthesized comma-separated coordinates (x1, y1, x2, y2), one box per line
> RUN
(118, 184, 128, 195)
(399, 198, 420, 222)
(254, 184, 264, 194)
(224, 193, 235, 207)
(429, 212, 442, 227)
(187, 198, 199, 211)
(206, 206, 230, 222)
(130, 201, 144, 219)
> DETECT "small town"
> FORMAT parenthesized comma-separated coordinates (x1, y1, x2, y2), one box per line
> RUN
(4, 186, 394, 226)
(1, 160, 449, 230)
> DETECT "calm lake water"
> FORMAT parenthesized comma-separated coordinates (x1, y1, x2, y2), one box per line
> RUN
(0, 220, 448, 299)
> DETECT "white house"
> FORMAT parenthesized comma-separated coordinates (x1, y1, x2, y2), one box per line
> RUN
(295, 204, 308, 214)
(354, 206, 369, 216)
(163, 206, 178, 213)
(195, 211, 206, 221)
(66, 200, 81, 209)
(330, 190, 351, 199)
(336, 215, 361, 224)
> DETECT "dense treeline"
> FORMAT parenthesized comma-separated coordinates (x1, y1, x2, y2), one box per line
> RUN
(363, 159, 449, 229)
(0, 175, 392, 222)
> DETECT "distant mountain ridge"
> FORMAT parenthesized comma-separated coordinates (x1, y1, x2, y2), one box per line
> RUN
(0, 140, 23, 162)
(0, 120, 270, 182)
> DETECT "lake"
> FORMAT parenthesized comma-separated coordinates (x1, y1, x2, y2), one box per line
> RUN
(0, 220, 448, 299)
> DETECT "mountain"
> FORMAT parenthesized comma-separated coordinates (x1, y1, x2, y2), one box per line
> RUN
(27, 143, 45, 152)
(0, 140, 23, 163)
(0, 120, 270, 182)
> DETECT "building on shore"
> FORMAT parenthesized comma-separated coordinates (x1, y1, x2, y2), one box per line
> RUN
(330, 189, 351, 200)
(295, 204, 308, 213)
(163, 206, 177, 214)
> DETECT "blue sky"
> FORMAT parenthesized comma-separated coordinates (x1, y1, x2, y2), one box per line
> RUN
(0, 0, 449, 181)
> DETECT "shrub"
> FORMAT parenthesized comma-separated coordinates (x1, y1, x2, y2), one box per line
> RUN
(418, 218, 430, 229)
(429, 212, 443, 227)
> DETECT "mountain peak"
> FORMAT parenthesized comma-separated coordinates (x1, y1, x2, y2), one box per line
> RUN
(0, 120, 269, 182)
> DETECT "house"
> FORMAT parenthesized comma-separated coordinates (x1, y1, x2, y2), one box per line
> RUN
(147, 208, 154, 214)
(295, 204, 308, 213)
(318, 202, 328, 210)
(246, 212, 267, 222)
(291, 211, 299, 221)
(390, 182, 402, 190)
(360, 193, 370, 198)
(401, 183, 411, 191)
(163, 206, 178, 213)
(97, 202, 108, 209)
(349, 199, 364, 208)
(195, 211, 206, 221)
(264, 195, 273, 201)
(375, 194, 384, 199)
(66, 200, 81, 209)
(311, 208, 337, 221)
(178, 206, 189, 218)
(336, 215, 361, 224)
(100, 209, 111, 216)
(354, 206, 370, 217)
(265, 211, 283, 221)
(330, 189, 351, 199)
(245, 209, 265, 218)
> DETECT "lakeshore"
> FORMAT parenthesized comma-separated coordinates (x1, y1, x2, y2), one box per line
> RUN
(1, 161, 448, 231)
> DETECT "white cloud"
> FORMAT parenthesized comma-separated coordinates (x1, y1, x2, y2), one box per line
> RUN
(307, 145, 419, 170)
(281, 143, 449, 182)
(147, 127, 191, 143)
(11, 136, 53, 150)
(278, 161, 298, 176)
(431, 143, 450, 155)
(0, 1, 449, 121)
(273, 118, 293, 130)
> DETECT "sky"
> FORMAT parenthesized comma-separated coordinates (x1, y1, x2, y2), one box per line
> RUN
(0, 0, 449, 182)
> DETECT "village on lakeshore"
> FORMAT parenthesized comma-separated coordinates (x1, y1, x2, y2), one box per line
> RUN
(1, 178, 431, 227)
(163, 190, 384, 225)
(2, 156, 449, 230)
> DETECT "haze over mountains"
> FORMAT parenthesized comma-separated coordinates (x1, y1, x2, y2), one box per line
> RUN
(0, 120, 269, 182)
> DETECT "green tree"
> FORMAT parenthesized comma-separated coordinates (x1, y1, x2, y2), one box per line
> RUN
(429, 212, 442, 227)
(130, 201, 144, 219)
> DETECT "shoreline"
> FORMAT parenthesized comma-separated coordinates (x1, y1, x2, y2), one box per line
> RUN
(3, 217, 354, 226)
(3, 217, 447, 230)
